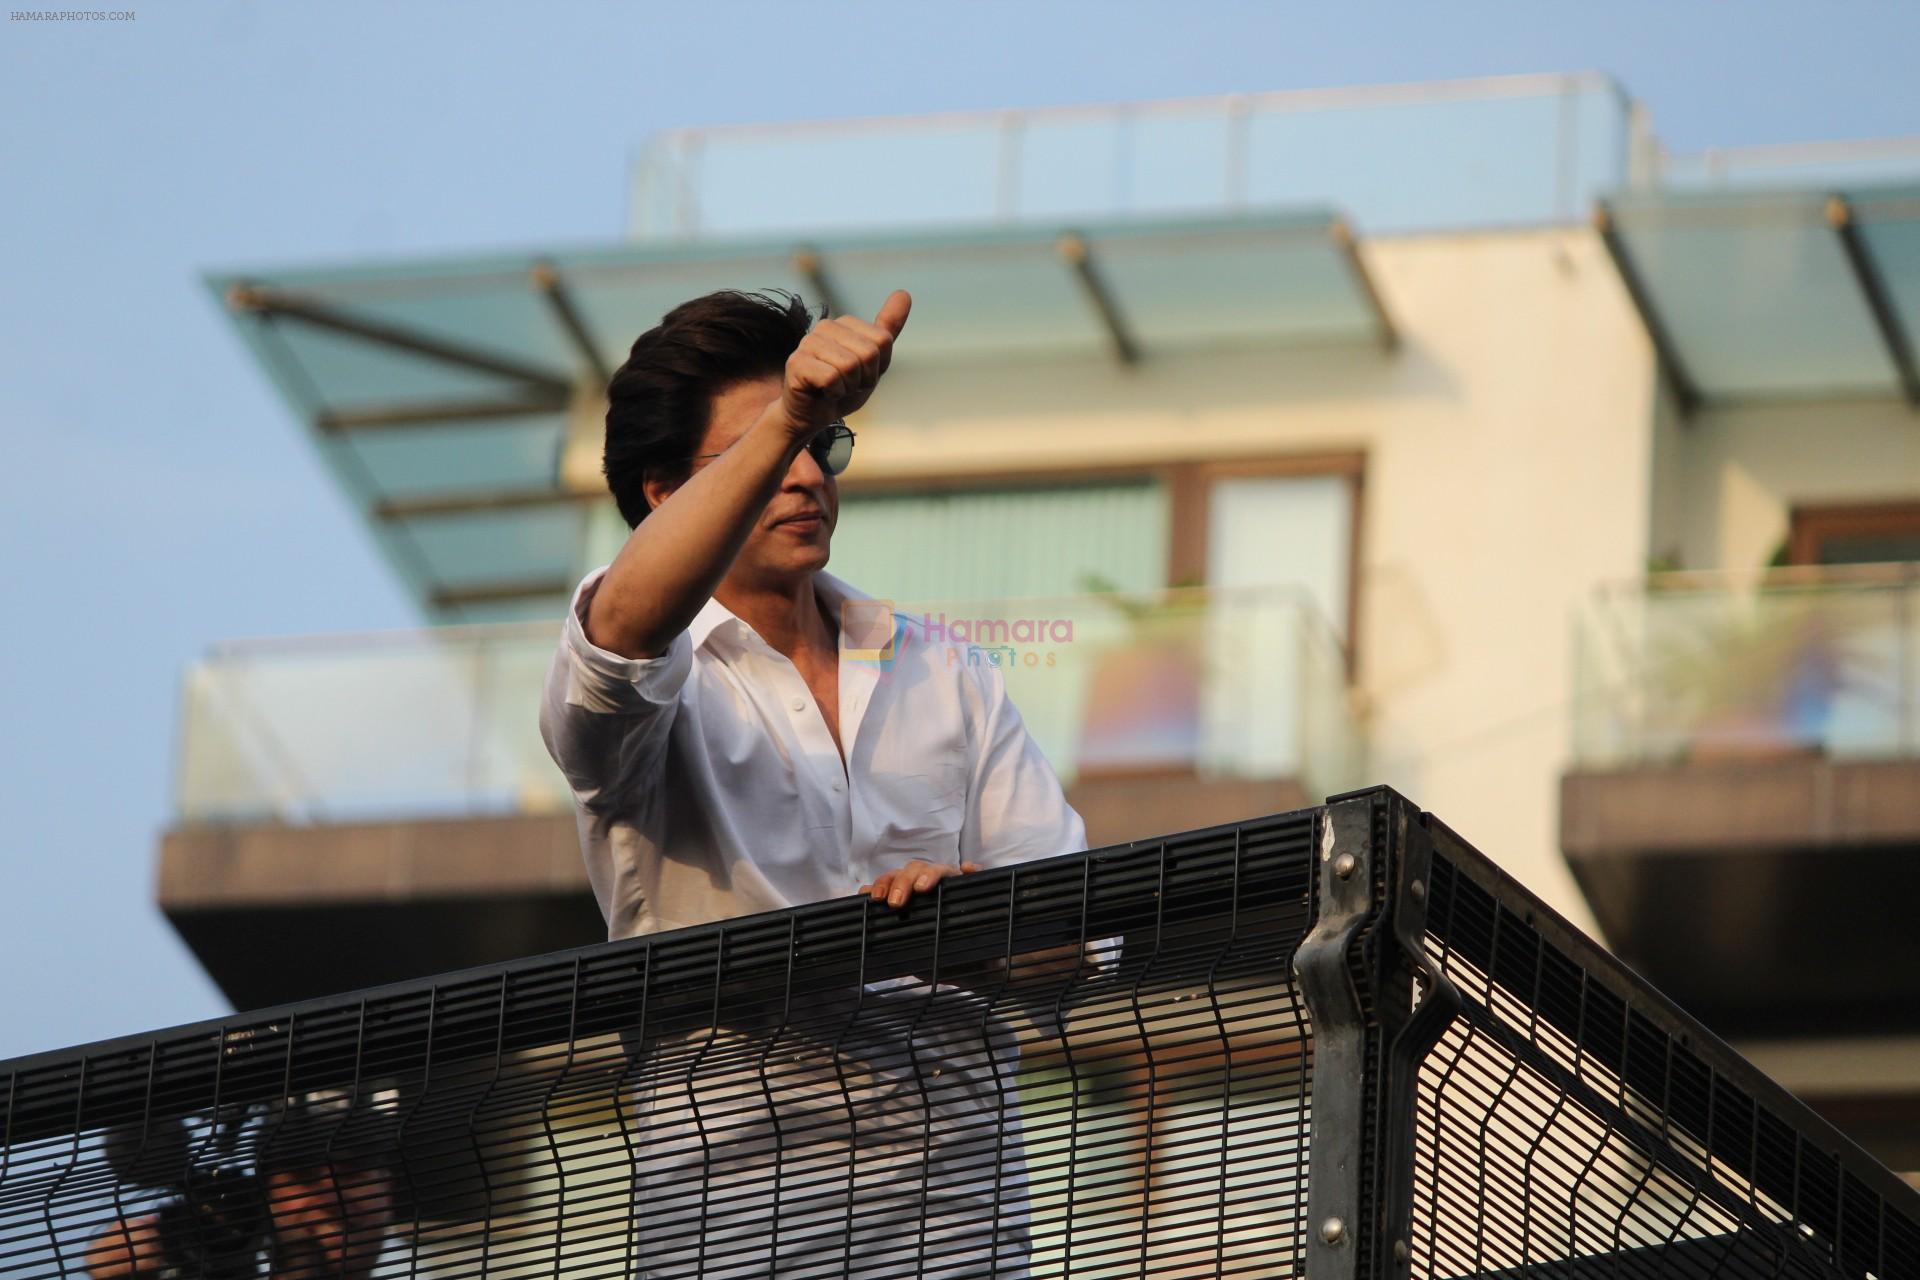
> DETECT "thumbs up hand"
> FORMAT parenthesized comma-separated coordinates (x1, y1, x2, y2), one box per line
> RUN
(774, 289, 911, 440)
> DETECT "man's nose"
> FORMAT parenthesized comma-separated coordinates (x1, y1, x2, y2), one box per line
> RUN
(785, 444, 828, 488)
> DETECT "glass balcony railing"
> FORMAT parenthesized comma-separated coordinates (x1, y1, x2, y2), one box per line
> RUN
(630, 72, 1634, 240)
(1651, 135, 1920, 192)
(174, 586, 1362, 825)
(1571, 564, 1920, 769)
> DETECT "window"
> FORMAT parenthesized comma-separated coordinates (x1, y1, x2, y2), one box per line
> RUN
(829, 481, 1170, 604)
(1789, 502, 1920, 566)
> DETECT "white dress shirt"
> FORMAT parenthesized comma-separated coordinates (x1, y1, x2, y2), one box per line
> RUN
(538, 566, 1087, 1279)
(539, 566, 1087, 940)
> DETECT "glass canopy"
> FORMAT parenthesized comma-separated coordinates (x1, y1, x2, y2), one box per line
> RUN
(1599, 183, 1920, 410)
(207, 210, 1395, 620)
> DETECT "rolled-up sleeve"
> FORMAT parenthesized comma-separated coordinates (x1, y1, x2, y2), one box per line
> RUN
(957, 659, 1088, 869)
(538, 569, 692, 821)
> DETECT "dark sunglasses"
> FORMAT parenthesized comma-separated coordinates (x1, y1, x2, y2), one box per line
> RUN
(694, 421, 856, 477)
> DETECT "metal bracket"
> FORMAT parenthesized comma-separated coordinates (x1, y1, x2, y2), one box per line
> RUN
(1293, 797, 1380, 1280)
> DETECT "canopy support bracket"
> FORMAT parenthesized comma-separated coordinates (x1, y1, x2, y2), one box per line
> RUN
(1829, 195, 1920, 410)
(317, 392, 571, 433)
(1057, 233, 1140, 366)
(228, 284, 574, 397)
(532, 262, 612, 386)
(1595, 202, 1703, 419)
(792, 249, 848, 319)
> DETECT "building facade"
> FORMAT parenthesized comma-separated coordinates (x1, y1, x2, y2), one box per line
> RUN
(171, 73, 1920, 1175)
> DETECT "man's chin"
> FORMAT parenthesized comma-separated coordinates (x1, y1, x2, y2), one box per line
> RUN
(739, 541, 831, 584)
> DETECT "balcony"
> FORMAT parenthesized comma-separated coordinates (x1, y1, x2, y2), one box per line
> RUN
(163, 586, 1361, 1007)
(1562, 565, 1920, 1037)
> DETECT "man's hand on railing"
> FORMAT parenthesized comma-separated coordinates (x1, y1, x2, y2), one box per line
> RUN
(858, 859, 983, 908)
(857, 860, 1102, 1003)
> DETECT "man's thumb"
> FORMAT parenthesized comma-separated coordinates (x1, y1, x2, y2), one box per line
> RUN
(874, 289, 912, 338)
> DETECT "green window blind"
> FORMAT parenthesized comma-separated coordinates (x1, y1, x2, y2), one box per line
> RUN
(827, 481, 1169, 605)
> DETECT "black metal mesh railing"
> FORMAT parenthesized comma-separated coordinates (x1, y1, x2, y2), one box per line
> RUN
(3, 791, 1916, 1280)
(1411, 818, 1920, 1280)
(0, 812, 1315, 1280)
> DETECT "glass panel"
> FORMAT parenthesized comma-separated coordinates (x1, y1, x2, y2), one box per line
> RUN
(1127, 111, 1239, 216)
(278, 270, 582, 382)
(175, 586, 1362, 822)
(820, 238, 1097, 359)
(687, 123, 1004, 236)
(476, 637, 577, 814)
(1568, 78, 1632, 214)
(1198, 592, 1304, 779)
(400, 504, 587, 591)
(1247, 93, 1568, 230)
(1244, 79, 1627, 230)
(334, 413, 566, 500)
(878, 587, 1356, 792)
(1016, 113, 1132, 221)
(1098, 224, 1373, 348)
(176, 626, 568, 823)
(264, 319, 531, 406)
(561, 252, 812, 369)
(1608, 191, 1899, 397)
(1662, 143, 1920, 191)
(631, 76, 1630, 238)
(1571, 569, 1920, 767)
(1853, 188, 1920, 374)
(446, 595, 573, 626)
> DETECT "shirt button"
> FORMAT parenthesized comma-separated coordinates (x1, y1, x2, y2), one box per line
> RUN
(790, 697, 806, 712)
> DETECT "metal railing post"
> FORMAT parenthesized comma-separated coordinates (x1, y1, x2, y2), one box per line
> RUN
(1294, 796, 1376, 1280)
(1296, 787, 1457, 1280)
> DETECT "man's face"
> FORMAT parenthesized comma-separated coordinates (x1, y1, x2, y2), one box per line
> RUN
(684, 373, 837, 586)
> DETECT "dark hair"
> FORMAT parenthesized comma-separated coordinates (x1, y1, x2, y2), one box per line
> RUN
(602, 289, 815, 527)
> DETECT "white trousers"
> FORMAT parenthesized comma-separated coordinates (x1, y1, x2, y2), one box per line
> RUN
(625, 983, 1034, 1280)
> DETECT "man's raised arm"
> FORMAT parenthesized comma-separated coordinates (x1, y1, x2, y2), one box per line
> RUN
(585, 290, 912, 659)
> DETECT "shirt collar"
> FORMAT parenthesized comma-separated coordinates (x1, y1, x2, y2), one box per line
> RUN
(688, 571, 869, 654)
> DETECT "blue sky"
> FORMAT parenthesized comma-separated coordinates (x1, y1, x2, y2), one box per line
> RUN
(1, 0, 1916, 1062)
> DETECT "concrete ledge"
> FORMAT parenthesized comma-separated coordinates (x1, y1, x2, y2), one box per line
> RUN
(1561, 756, 1920, 857)
(160, 812, 588, 910)
(1560, 755, 1920, 1039)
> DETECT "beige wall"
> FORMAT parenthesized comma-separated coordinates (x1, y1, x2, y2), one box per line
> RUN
(822, 227, 1661, 932)
(1659, 399, 1920, 573)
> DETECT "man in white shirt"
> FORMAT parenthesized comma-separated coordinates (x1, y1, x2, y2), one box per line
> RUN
(539, 287, 1087, 1278)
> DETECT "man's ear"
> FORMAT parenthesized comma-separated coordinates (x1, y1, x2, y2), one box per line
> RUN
(640, 466, 680, 515)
